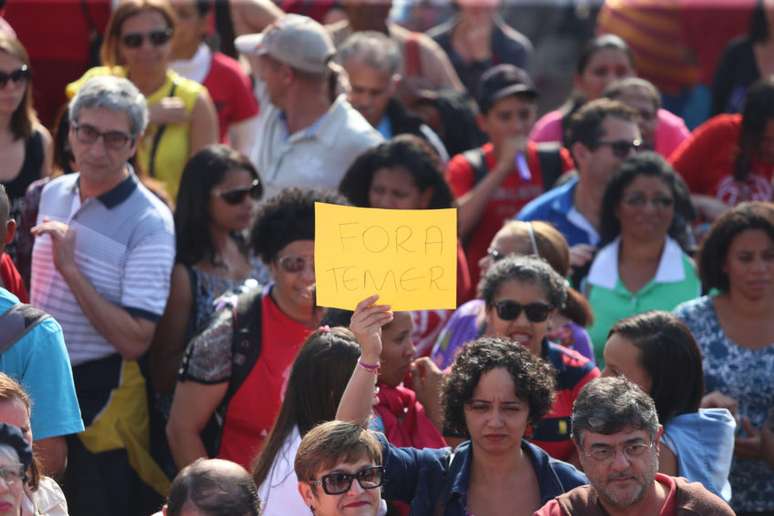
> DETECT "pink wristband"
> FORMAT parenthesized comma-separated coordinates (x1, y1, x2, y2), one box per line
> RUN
(357, 359, 380, 373)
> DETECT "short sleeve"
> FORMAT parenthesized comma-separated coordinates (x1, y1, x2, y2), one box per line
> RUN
(17, 318, 84, 439)
(445, 154, 475, 199)
(178, 306, 234, 384)
(121, 215, 175, 321)
(229, 66, 259, 123)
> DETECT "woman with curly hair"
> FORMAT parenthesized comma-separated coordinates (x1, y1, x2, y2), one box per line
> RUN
(337, 301, 587, 515)
(167, 188, 346, 471)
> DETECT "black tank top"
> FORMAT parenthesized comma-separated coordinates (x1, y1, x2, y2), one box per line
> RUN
(3, 129, 44, 201)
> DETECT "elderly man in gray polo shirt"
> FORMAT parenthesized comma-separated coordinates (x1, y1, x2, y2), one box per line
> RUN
(236, 14, 382, 200)
(30, 76, 175, 515)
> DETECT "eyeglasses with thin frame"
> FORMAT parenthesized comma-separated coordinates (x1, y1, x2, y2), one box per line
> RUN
(0, 65, 30, 89)
(594, 138, 642, 159)
(0, 464, 25, 486)
(308, 465, 384, 495)
(622, 193, 674, 210)
(71, 122, 133, 150)
(214, 180, 262, 206)
(494, 300, 553, 323)
(121, 28, 173, 48)
(277, 254, 314, 274)
(583, 439, 655, 462)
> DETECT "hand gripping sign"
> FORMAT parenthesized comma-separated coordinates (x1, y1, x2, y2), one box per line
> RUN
(314, 203, 457, 311)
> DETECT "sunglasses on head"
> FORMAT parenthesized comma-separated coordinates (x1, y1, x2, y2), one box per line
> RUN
(277, 254, 313, 274)
(121, 28, 173, 48)
(215, 180, 262, 205)
(494, 300, 553, 322)
(308, 466, 384, 496)
(0, 65, 30, 89)
(594, 138, 642, 159)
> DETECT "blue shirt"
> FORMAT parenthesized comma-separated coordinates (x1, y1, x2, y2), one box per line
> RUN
(0, 288, 84, 440)
(516, 176, 598, 247)
(379, 434, 587, 515)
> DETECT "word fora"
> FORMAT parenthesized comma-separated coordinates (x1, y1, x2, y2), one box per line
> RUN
(336, 222, 446, 255)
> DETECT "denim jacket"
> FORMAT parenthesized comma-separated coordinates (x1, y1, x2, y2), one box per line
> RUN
(378, 434, 587, 515)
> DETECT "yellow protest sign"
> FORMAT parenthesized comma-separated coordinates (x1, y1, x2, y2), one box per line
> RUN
(314, 203, 457, 311)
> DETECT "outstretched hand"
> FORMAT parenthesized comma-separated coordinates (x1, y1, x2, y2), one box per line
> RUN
(350, 295, 393, 364)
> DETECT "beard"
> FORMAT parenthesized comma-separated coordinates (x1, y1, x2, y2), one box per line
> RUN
(596, 458, 658, 509)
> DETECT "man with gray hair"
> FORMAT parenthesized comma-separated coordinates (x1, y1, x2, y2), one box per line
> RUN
(235, 14, 382, 200)
(30, 75, 175, 515)
(338, 31, 448, 160)
(535, 377, 733, 515)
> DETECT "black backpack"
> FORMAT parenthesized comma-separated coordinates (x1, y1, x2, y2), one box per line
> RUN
(0, 303, 51, 354)
(224, 284, 264, 403)
(463, 142, 565, 192)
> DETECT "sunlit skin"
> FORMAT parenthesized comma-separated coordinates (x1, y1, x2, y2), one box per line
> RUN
(724, 229, 774, 302)
(576, 48, 635, 101)
(378, 311, 414, 387)
(615, 175, 674, 244)
(298, 457, 381, 516)
(268, 240, 316, 322)
(601, 334, 653, 394)
(208, 168, 257, 233)
(368, 167, 432, 210)
(478, 95, 537, 149)
(463, 367, 531, 455)
(477, 226, 533, 278)
(0, 52, 26, 117)
(615, 87, 658, 150)
(577, 117, 641, 192)
(484, 279, 555, 356)
(343, 59, 396, 127)
(119, 10, 172, 79)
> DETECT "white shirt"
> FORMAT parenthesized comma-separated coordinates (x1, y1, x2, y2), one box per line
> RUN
(249, 80, 383, 200)
(258, 426, 307, 515)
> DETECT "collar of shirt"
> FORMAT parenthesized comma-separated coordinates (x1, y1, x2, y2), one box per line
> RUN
(70, 165, 139, 210)
(586, 236, 686, 290)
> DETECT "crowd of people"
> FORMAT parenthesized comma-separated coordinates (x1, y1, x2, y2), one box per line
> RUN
(0, 0, 772, 515)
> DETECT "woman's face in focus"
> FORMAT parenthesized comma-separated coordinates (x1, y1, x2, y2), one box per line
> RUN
(378, 312, 415, 387)
(368, 167, 432, 210)
(464, 367, 529, 455)
(299, 457, 382, 516)
(208, 168, 258, 233)
(118, 9, 173, 72)
(0, 52, 28, 117)
(615, 175, 674, 243)
(485, 279, 554, 356)
(601, 333, 653, 394)
(724, 228, 774, 301)
(576, 48, 634, 101)
(269, 240, 316, 312)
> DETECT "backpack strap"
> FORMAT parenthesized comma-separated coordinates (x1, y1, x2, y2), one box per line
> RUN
(535, 142, 564, 191)
(0, 304, 50, 354)
(404, 32, 423, 78)
(463, 148, 488, 187)
(225, 283, 264, 401)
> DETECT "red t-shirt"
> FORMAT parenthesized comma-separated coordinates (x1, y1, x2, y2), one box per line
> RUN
(217, 293, 311, 469)
(0, 254, 28, 303)
(446, 142, 573, 287)
(204, 52, 260, 142)
(670, 114, 774, 206)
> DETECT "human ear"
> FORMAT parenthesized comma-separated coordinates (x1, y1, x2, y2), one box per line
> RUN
(298, 482, 316, 508)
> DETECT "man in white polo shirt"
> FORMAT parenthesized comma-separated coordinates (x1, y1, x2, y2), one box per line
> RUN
(30, 76, 175, 515)
(236, 14, 382, 200)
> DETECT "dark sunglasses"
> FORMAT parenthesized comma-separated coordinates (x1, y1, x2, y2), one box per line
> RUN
(594, 138, 642, 159)
(277, 254, 313, 274)
(71, 122, 132, 150)
(494, 300, 553, 323)
(308, 466, 384, 496)
(121, 28, 173, 48)
(216, 180, 262, 205)
(0, 65, 30, 88)
(622, 193, 674, 209)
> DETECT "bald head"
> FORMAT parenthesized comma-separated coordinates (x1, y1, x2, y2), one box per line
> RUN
(165, 459, 261, 516)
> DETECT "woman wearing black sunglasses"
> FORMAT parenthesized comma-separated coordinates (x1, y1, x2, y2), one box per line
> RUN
(149, 145, 264, 438)
(583, 152, 699, 367)
(66, 0, 217, 200)
(0, 34, 52, 283)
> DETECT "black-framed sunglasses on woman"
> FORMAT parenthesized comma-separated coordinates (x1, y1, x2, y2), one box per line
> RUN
(214, 179, 263, 205)
(494, 300, 553, 323)
(308, 465, 384, 495)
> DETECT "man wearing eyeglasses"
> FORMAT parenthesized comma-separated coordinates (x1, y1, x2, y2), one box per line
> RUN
(535, 377, 733, 516)
(518, 99, 640, 275)
(29, 76, 175, 515)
